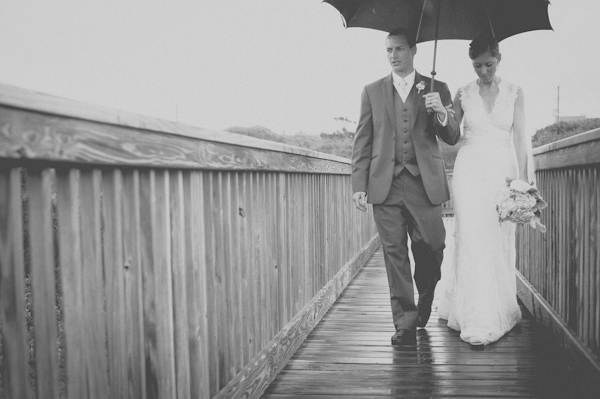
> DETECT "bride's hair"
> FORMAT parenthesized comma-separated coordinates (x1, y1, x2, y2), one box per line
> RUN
(469, 34, 500, 59)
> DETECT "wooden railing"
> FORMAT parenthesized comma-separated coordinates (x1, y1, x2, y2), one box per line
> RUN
(516, 128, 600, 374)
(0, 84, 378, 399)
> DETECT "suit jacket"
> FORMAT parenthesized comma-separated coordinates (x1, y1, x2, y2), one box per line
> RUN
(351, 71, 460, 205)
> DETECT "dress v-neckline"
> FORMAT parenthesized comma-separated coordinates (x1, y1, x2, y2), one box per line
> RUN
(477, 79, 502, 115)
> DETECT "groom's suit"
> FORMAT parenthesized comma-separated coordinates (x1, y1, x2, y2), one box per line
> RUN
(352, 71, 460, 331)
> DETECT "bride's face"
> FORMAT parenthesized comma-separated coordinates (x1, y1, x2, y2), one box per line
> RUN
(472, 50, 500, 84)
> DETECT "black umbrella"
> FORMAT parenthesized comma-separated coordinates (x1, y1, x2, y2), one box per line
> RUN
(324, 0, 553, 90)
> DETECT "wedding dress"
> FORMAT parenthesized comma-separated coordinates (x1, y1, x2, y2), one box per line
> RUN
(437, 78, 522, 345)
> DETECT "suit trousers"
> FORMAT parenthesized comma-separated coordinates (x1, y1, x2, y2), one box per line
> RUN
(373, 169, 446, 331)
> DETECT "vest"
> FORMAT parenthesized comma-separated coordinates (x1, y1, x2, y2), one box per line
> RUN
(393, 88, 420, 176)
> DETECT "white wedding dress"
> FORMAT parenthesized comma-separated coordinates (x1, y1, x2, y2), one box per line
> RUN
(438, 78, 523, 345)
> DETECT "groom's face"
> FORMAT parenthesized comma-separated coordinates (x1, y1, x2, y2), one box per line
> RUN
(386, 34, 416, 77)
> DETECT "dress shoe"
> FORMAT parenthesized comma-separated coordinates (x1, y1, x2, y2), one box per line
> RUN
(391, 329, 416, 345)
(417, 303, 432, 327)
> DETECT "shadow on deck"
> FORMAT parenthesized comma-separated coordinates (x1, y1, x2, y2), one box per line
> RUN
(264, 247, 600, 398)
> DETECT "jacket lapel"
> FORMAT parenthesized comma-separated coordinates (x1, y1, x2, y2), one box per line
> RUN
(382, 74, 396, 131)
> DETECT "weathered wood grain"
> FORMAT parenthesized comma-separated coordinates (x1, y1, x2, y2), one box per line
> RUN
(214, 234, 380, 399)
(0, 84, 380, 399)
(56, 169, 87, 398)
(534, 128, 600, 170)
(516, 130, 600, 390)
(27, 169, 60, 399)
(0, 106, 350, 174)
(184, 170, 210, 399)
(79, 169, 110, 398)
(169, 171, 191, 399)
(102, 169, 129, 398)
(266, 247, 600, 399)
(0, 83, 348, 164)
(0, 168, 29, 399)
(120, 170, 146, 398)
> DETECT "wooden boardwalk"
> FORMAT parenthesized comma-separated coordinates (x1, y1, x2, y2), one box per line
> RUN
(264, 248, 599, 398)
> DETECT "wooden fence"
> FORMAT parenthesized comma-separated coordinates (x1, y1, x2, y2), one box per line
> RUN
(516, 128, 600, 374)
(0, 84, 378, 399)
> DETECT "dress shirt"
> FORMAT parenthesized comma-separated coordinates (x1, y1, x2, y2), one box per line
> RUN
(392, 70, 415, 103)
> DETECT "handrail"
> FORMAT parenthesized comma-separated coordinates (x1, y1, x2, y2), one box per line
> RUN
(0, 84, 378, 399)
(516, 127, 600, 376)
(0, 83, 348, 165)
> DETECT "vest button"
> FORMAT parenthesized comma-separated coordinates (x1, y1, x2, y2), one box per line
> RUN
(404, 119, 408, 122)
(403, 108, 408, 112)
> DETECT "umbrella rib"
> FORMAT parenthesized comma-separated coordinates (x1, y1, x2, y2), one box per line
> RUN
(415, 0, 428, 42)
(482, 0, 496, 39)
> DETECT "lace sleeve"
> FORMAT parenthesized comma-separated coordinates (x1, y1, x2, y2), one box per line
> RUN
(506, 82, 520, 105)
(458, 83, 469, 103)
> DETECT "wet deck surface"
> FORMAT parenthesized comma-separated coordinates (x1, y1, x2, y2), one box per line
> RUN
(263, 248, 600, 398)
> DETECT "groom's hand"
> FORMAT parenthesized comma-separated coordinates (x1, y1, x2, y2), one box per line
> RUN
(424, 92, 446, 118)
(353, 191, 368, 212)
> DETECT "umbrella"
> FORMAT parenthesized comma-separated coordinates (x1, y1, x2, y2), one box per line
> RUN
(324, 0, 553, 90)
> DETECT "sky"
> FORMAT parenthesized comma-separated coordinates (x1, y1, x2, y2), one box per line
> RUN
(1, 1, 599, 137)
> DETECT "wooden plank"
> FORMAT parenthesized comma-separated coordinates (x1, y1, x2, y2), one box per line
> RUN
(79, 169, 110, 398)
(517, 271, 600, 375)
(0, 168, 29, 399)
(213, 234, 380, 399)
(120, 170, 146, 398)
(224, 173, 242, 377)
(0, 106, 350, 175)
(237, 172, 252, 365)
(595, 168, 600, 354)
(0, 84, 349, 165)
(184, 170, 210, 398)
(266, 247, 600, 399)
(268, 173, 279, 337)
(206, 171, 231, 391)
(202, 171, 220, 397)
(151, 170, 176, 397)
(138, 170, 165, 398)
(27, 168, 60, 398)
(102, 169, 129, 399)
(534, 128, 600, 170)
(56, 169, 87, 398)
(533, 128, 600, 156)
(169, 171, 191, 399)
(277, 173, 289, 330)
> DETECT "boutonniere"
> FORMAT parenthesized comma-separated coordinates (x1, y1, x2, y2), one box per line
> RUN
(416, 81, 427, 94)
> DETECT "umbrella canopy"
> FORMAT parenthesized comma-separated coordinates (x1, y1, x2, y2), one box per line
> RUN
(324, 0, 553, 43)
(324, 0, 552, 91)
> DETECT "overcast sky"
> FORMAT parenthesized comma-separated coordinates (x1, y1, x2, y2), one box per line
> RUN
(1, 1, 598, 136)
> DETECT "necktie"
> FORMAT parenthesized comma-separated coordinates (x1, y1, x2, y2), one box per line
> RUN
(398, 79, 409, 102)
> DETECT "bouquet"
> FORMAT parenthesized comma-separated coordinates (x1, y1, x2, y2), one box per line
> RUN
(496, 178, 547, 232)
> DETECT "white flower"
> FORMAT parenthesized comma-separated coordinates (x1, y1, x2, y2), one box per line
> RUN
(496, 177, 547, 232)
(509, 179, 532, 193)
(416, 81, 426, 93)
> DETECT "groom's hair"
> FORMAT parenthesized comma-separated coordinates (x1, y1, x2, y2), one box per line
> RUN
(387, 27, 416, 48)
(469, 34, 500, 59)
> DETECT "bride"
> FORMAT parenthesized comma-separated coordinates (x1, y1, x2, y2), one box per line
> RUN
(437, 34, 535, 346)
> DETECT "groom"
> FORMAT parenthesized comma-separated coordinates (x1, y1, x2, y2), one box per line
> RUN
(352, 28, 460, 345)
